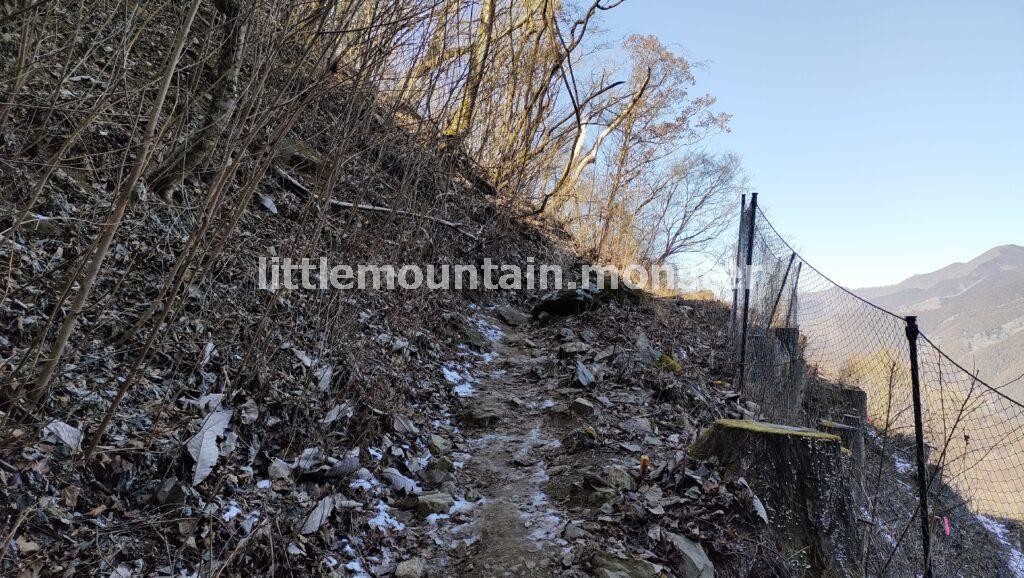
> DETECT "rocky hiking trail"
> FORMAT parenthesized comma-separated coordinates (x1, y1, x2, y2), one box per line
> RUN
(440, 308, 577, 577)
(411, 294, 732, 578)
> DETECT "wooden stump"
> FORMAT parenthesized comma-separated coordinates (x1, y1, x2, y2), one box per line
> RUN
(803, 380, 869, 486)
(802, 380, 868, 426)
(690, 419, 861, 576)
(819, 419, 865, 479)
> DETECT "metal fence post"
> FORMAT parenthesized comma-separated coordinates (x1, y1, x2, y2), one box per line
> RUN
(905, 315, 933, 577)
(730, 194, 747, 336)
(737, 193, 757, 390)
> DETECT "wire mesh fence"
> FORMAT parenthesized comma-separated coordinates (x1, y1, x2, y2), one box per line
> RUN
(731, 194, 1024, 576)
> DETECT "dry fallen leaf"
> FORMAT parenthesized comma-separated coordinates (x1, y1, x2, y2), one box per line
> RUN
(186, 409, 233, 485)
(381, 467, 421, 495)
(62, 486, 80, 509)
(42, 420, 83, 452)
(268, 458, 295, 480)
(300, 495, 335, 535)
(240, 398, 259, 424)
(15, 536, 40, 554)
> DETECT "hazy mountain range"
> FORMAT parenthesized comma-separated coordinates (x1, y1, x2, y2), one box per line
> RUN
(856, 244, 1024, 395)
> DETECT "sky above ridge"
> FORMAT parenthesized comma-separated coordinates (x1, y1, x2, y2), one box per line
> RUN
(604, 0, 1024, 288)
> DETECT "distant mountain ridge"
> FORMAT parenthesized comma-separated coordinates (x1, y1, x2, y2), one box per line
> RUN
(855, 244, 1024, 395)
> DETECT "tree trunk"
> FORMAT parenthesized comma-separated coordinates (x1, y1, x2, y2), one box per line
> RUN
(148, 0, 250, 197)
(444, 0, 495, 138)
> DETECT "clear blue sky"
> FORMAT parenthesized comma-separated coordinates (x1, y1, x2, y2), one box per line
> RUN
(605, 0, 1023, 288)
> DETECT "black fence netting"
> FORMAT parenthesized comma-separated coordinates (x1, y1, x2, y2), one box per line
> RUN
(731, 196, 1024, 577)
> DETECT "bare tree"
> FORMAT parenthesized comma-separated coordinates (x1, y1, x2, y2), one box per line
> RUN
(645, 152, 744, 264)
(558, 34, 732, 268)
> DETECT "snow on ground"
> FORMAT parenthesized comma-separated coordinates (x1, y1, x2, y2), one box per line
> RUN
(439, 314, 506, 397)
(368, 502, 406, 532)
(442, 362, 477, 397)
(474, 316, 505, 342)
(977, 514, 1024, 577)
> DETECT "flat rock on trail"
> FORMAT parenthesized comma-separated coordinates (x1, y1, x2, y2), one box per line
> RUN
(447, 315, 578, 577)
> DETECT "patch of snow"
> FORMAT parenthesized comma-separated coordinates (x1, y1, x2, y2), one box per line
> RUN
(526, 511, 564, 542)
(242, 510, 261, 534)
(453, 382, 476, 397)
(450, 498, 482, 515)
(894, 455, 914, 474)
(256, 479, 272, 489)
(473, 317, 504, 342)
(978, 514, 1011, 541)
(221, 502, 242, 521)
(451, 451, 470, 469)
(450, 522, 482, 546)
(426, 513, 450, 524)
(344, 559, 371, 578)
(442, 362, 477, 397)
(530, 467, 550, 484)
(349, 477, 379, 492)
(368, 502, 406, 533)
(977, 514, 1024, 577)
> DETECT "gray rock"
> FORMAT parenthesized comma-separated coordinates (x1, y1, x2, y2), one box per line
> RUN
(415, 492, 454, 517)
(155, 477, 185, 507)
(547, 402, 572, 420)
(496, 305, 530, 326)
(461, 325, 492, 350)
(663, 532, 714, 578)
(622, 416, 652, 434)
(562, 522, 591, 541)
(394, 557, 426, 578)
(590, 552, 660, 578)
(589, 487, 619, 505)
(633, 332, 661, 364)
(569, 397, 595, 415)
(604, 465, 636, 491)
(462, 407, 500, 428)
(393, 414, 418, 435)
(531, 286, 600, 317)
(428, 455, 455, 473)
(428, 434, 453, 455)
(561, 341, 591, 355)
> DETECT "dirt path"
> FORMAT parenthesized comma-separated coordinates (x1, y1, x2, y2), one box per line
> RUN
(445, 315, 573, 577)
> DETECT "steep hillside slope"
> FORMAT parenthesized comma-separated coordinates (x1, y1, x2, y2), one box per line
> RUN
(2, 2, 1017, 576)
(857, 245, 1024, 395)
